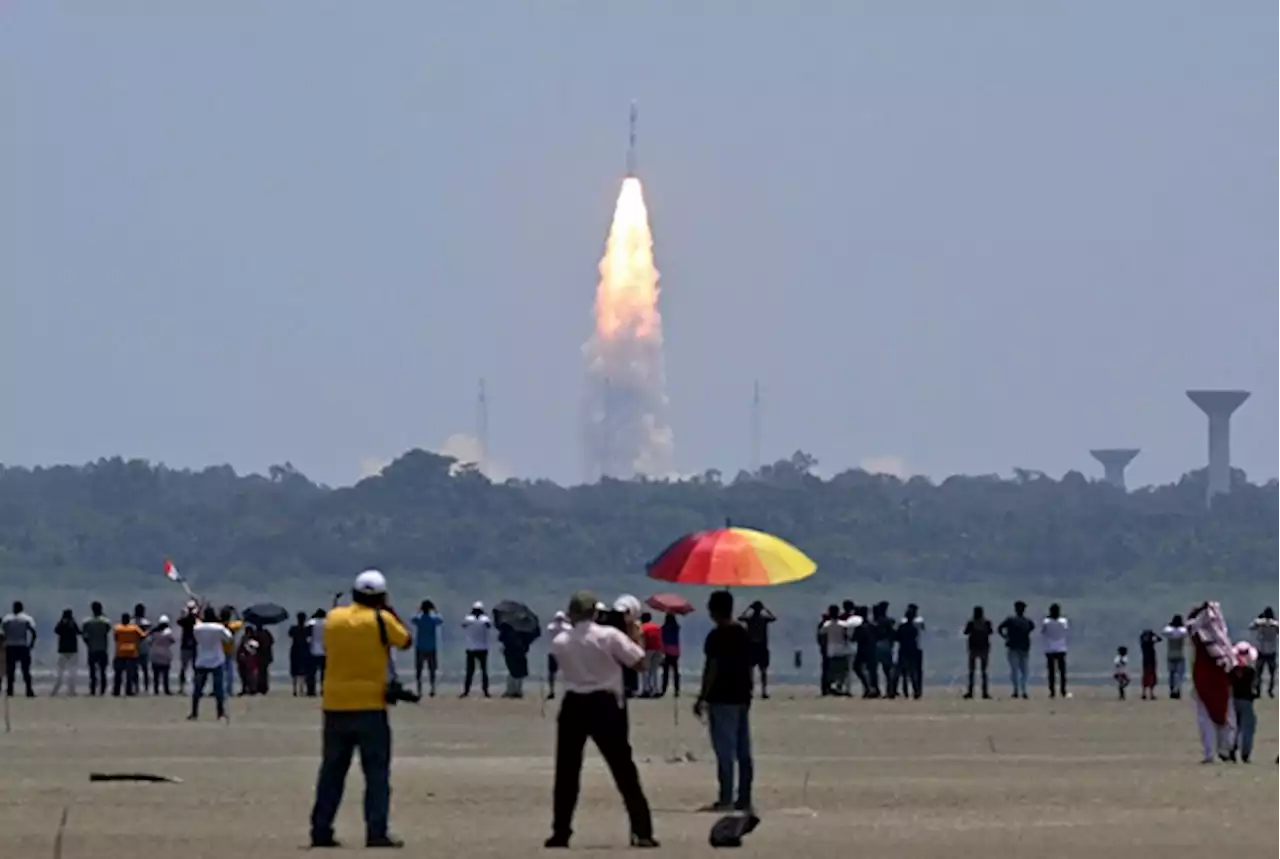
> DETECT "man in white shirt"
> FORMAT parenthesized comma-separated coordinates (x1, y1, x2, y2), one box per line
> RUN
(546, 591, 656, 849)
(1162, 614, 1189, 699)
(820, 606, 853, 696)
(1249, 607, 1277, 698)
(460, 602, 492, 698)
(306, 609, 327, 697)
(1041, 603, 1070, 699)
(189, 606, 233, 721)
(545, 610, 571, 700)
(2, 601, 38, 698)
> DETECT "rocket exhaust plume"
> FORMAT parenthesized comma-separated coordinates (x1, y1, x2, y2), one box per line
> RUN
(583, 170, 673, 480)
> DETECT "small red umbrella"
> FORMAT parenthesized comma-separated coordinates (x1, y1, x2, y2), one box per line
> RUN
(646, 593, 695, 615)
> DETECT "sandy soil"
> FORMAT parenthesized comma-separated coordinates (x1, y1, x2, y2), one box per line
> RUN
(0, 685, 1274, 857)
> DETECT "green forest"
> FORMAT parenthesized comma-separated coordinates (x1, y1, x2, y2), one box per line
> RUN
(1, 449, 1275, 664)
(1, 450, 1273, 614)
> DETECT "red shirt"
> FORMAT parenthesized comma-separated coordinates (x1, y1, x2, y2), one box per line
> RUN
(641, 622, 662, 652)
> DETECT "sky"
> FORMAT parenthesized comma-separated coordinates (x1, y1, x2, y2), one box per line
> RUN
(2, 3, 1275, 488)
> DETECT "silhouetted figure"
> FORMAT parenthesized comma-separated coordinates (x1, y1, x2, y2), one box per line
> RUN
(896, 604, 924, 699)
(738, 601, 776, 700)
(850, 604, 876, 698)
(870, 602, 897, 698)
(1042, 603, 1069, 699)
(963, 606, 993, 699)
(1139, 629, 1162, 699)
(660, 614, 681, 698)
(998, 601, 1034, 699)
(1250, 607, 1277, 698)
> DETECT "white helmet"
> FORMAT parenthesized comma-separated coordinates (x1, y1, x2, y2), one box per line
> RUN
(354, 569, 388, 596)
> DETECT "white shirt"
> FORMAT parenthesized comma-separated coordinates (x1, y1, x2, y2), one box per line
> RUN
(462, 613, 493, 651)
(1041, 617, 1069, 654)
(193, 622, 233, 669)
(1250, 618, 1279, 656)
(1162, 625, 1188, 660)
(0, 612, 36, 647)
(549, 620, 644, 700)
(1113, 654, 1128, 672)
(822, 617, 853, 657)
(149, 627, 177, 664)
(307, 618, 326, 656)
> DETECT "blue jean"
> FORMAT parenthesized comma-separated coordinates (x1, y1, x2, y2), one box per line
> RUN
(1168, 658, 1186, 696)
(707, 703, 753, 808)
(1234, 699, 1256, 760)
(190, 666, 226, 719)
(1007, 649, 1029, 696)
(311, 710, 392, 842)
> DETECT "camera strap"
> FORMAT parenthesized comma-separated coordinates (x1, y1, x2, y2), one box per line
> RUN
(375, 610, 389, 648)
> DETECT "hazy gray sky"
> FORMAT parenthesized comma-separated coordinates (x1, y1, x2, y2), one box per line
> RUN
(3, 3, 1275, 488)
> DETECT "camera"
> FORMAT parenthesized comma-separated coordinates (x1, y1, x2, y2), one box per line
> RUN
(385, 680, 421, 706)
(600, 609, 627, 631)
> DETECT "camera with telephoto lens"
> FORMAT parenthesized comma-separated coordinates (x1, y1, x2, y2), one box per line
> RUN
(385, 680, 420, 706)
(600, 609, 627, 631)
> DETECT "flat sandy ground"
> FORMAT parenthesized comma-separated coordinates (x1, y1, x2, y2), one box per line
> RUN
(0, 684, 1274, 857)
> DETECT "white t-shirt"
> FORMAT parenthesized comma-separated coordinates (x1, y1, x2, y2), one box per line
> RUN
(1041, 617, 1069, 654)
(462, 614, 492, 651)
(1162, 625, 1188, 661)
(307, 618, 326, 656)
(1113, 654, 1128, 672)
(822, 618, 852, 657)
(549, 621, 644, 700)
(193, 622, 233, 669)
(149, 627, 177, 664)
(1251, 618, 1279, 656)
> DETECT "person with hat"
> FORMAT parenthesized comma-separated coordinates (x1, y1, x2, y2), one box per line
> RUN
(546, 590, 657, 849)
(545, 610, 571, 700)
(460, 601, 493, 698)
(308, 569, 411, 849)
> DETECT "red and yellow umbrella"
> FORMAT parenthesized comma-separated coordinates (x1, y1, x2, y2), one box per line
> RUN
(645, 527, 817, 587)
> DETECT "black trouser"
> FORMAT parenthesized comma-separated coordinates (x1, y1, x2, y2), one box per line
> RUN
(875, 644, 895, 698)
(415, 650, 438, 694)
(88, 651, 109, 695)
(661, 654, 680, 697)
(967, 650, 990, 697)
(310, 710, 392, 843)
(151, 663, 172, 695)
(257, 662, 271, 695)
(113, 657, 139, 696)
(1046, 652, 1067, 696)
(306, 655, 327, 697)
(463, 650, 489, 696)
(854, 650, 877, 696)
(4, 646, 33, 696)
(898, 648, 923, 698)
(1257, 653, 1277, 697)
(552, 691, 653, 841)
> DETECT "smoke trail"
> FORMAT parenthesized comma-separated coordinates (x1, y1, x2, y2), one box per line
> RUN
(582, 177, 674, 480)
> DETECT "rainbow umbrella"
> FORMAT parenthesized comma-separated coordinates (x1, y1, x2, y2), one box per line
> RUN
(646, 526, 817, 587)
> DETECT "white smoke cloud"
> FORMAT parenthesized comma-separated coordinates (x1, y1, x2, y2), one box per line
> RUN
(859, 454, 910, 479)
(357, 434, 511, 485)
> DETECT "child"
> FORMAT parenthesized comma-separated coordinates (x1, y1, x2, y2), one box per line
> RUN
(1139, 629, 1162, 700)
(1113, 646, 1130, 700)
(1229, 642, 1258, 763)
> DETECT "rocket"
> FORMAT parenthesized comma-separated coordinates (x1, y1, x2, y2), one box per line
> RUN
(626, 99, 637, 177)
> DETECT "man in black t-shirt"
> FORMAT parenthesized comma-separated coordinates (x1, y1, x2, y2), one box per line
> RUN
(963, 606, 994, 699)
(694, 590, 754, 813)
(737, 601, 776, 700)
(997, 600, 1035, 699)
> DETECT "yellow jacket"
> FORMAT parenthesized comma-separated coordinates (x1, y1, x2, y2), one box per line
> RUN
(322, 604, 410, 711)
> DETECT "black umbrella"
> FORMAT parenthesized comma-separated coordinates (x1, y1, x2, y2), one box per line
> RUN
(493, 600, 541, 638)
(243, 602, 289, 626)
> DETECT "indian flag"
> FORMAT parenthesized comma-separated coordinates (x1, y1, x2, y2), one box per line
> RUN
(163, 559, 183, 583)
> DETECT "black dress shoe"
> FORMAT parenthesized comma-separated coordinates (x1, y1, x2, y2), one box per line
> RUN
(630, 834, 659, 848)
(366, 835, 404, 848)
(309, 834, 341, 848)
(544, 834, 570, 848)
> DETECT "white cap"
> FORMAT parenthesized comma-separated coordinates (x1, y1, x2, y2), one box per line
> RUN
(354, 569, 388, 595)
(554, 610, 567, 620)
(614, 594, 642, 617)
(472, 601, 484, 610)
(594, 602, 608, 612)
(158, 614, 170, 624)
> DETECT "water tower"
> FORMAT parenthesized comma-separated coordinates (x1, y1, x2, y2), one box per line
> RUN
(1186, 390, 1250, 501)
(1089, 449, 1140, 490)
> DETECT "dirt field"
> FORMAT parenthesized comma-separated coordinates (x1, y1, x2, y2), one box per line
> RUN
(0, 685, 1274, 857)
